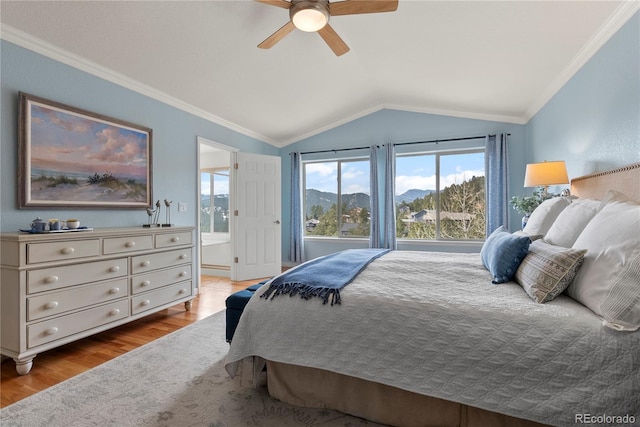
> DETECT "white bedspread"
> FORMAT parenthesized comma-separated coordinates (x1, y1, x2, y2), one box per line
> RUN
(225, 251, 640, 427)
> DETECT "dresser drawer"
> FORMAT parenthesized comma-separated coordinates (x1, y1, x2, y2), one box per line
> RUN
(155, 231, 193, 249)
(131, 248, 192, 275)
(131, 265, 192, 294)
(27, 299, 129, 348)
(131, 281, 192, 315)
(103, 235, 153, 255)
(27, 258, 128, 294)
(28, 278, 128, 321)
(27, 239, 100, 264)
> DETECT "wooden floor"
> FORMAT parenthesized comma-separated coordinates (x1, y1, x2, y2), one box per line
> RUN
(0, 275, 266, 408)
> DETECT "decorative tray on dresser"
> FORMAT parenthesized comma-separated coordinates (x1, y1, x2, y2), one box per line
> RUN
(0, 226, 196, 375)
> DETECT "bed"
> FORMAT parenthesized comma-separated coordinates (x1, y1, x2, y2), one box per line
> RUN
(225, 163, 640, 427)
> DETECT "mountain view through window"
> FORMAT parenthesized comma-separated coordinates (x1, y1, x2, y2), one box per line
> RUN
(304, 151, 485, 240)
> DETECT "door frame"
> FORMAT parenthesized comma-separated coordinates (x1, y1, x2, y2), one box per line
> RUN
(196, 136, 238, 279)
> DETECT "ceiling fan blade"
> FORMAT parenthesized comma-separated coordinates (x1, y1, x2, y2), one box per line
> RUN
(255, 0, 292, 9)
(258, 21, 296, 49)
(317, 24, 350, 56)
(330, 0, 398, 16)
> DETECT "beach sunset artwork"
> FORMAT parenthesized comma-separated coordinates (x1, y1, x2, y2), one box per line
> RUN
(19, 93, 152, 208)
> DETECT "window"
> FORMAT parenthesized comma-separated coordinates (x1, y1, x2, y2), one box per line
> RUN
(395, 150, 485, 240)
(303, 159, 370, 238)
(200, 169, 230, 234)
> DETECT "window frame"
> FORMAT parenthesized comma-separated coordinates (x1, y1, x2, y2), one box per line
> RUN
(395, 147, 486, 242)
(200, 167, 230, 236)
(302, 156, 371, 239)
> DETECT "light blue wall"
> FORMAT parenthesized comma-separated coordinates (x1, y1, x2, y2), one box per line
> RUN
(0, 41, 278, 232)
(279, 109, 526, 260)
(526, 11, 640, 180)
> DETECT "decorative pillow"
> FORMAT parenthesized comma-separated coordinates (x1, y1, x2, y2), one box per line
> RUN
(481, 226, 531, 284)
(523, 197, 571, 236)
(515, 240, 587, 303)
(567, 190, 640, 331)
(544, 199, 600, 248)
(513, 230, 543, 241)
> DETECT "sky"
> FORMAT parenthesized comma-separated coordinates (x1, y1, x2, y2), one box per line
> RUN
(201, 171, 229, 197)
(305, 152, 485, 195)
(30, 103, 149, 180)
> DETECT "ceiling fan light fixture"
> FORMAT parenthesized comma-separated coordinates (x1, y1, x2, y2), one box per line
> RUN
(290, 0, 330, 32)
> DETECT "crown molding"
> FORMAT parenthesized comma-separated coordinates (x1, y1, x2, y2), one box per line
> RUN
(0, 24, 281, 147)
(523, 1, 640, 123)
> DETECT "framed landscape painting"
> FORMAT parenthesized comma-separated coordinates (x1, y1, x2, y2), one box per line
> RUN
(18, 92, 153, 209)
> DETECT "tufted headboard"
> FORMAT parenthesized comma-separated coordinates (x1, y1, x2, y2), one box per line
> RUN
(570, 163, 640, 201)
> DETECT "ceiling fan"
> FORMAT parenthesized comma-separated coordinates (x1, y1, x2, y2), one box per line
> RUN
(255, 0, 399, 56)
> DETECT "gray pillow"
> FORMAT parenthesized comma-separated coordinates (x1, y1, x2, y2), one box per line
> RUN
(515, 240, 587, 303)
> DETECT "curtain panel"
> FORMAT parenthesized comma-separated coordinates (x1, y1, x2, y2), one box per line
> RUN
(485, 134, 509, 235)
(369, 146, 381, 248)
(289, 152, 305, 263)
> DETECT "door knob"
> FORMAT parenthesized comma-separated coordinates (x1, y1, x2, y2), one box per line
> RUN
(274, 220, 280, 224)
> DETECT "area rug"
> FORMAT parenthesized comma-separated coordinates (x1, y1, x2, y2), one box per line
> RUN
(0, 311, 383, 427)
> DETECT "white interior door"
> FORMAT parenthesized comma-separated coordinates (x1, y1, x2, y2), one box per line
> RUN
(231, 152, 281, 281)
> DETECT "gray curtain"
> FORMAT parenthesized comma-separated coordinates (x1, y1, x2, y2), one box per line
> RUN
(289, 152, 305, 263)
(369, 146, 381, 247)
(383, 143, 397, 249)
(485, 134, 509, 235)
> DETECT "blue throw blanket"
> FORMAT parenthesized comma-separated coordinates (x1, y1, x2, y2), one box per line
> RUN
(261, 248, 391, 305)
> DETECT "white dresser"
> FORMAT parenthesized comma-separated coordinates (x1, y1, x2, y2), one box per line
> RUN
(0, 227, 196, 375)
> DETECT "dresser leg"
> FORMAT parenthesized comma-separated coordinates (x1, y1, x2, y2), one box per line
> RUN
(14, 357, 35, 375)
(184, 300, 192, 311)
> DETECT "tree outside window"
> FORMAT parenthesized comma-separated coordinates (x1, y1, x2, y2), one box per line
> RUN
(396, 150, 485, 240)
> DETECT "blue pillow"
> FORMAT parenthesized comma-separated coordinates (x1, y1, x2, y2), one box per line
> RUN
(481, 225, 531, 284)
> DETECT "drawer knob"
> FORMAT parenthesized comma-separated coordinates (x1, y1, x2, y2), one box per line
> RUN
(141, 300, 150, 307)
(125, 241, 136, 248)
(179, 254, 187, 259)
(171, 237, 180, 243)
(45, 327, 58, 336)
(179, 288, 186, 294)
(179, 271, 187, 277)
(109, 266, 120, 273)
(140, 261, 151, 267)
(45, 301, 59, 309)
(61, 247, 75, 255)
(109, 287, 120, 294)
(109, 309, 120, 316)
(140, 280, 151, 287)
(44, 275, 59, 284)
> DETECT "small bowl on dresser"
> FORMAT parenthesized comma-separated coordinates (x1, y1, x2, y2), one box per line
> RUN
(66, 219, 80, 230)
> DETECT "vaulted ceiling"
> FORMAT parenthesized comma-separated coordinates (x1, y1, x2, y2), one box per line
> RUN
(1, 1, 636, 147)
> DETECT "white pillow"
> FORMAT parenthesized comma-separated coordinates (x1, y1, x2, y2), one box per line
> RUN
(567, 190, 640, 331)
(523, 197, 571, 236)
(544, 199, 600, 248)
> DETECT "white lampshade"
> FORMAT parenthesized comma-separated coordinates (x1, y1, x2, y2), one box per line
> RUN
(291, 2, 329, 32)
(524, 161, 569, 187)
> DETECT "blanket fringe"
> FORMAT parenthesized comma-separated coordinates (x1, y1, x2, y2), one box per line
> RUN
(261, 282, 341, 306)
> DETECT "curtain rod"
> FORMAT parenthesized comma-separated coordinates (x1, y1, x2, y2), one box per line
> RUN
(296, 145, 377, 156)
(292, 133, 509, 156)
(393, 135, 487, 147)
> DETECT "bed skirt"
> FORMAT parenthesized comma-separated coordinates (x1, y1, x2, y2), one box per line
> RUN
(266, 361, 549, 427)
